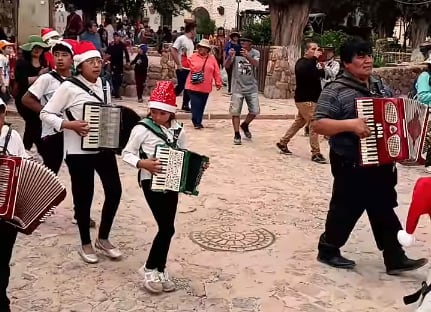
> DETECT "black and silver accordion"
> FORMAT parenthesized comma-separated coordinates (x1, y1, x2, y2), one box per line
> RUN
(81, 103, 141, 154)
(0, 156, 67, 234)
(151, 145, 209, 196)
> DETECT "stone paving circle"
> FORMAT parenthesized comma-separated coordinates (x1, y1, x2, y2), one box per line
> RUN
(190, 226, 276, 252)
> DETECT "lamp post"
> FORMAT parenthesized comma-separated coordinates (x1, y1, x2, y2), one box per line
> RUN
(236, 0, 241, 30)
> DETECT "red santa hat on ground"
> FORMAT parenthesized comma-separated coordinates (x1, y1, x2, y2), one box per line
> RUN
(148, 81, 177, 113)
(51, 39, 77, 55)
(397, 177, 431, 247)
(73, 41, 101, 68)
(41, 28, 61, 42)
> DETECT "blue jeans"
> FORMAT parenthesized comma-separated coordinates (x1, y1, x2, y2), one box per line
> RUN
(187, 90, 209, 127)
(175, 69, 191, 108)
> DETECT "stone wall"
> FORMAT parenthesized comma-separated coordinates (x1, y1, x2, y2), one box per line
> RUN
(372, 65, 426, 96)
(122, 51, 177, 98)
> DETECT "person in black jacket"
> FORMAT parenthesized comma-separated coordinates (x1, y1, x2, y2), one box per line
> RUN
(131, 44, 148, 103)
(106, 32, 130, 99)
(276, 41, 326, 164)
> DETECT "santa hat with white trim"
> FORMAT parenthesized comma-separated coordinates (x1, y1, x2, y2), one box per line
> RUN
(41, 28, 61, 42)
(397, 177, 431, 247)
(148, 81, 177, 113)
(73, 41, 101, 68)
(51, 39, 77, 55)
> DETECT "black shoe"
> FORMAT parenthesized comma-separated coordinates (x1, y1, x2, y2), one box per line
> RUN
(386, 257, 428, 275)
(312, 153, 327, 164)
(317, 253, 356, 269)
(240, 123, 252, 139)
(276, 142, 292, 155)
(182, 106, 191, 112)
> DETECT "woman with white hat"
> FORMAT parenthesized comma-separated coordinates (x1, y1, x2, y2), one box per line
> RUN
(185, 39, 222, 129)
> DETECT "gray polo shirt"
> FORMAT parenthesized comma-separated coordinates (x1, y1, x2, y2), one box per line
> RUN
(314, 71, 391, 161)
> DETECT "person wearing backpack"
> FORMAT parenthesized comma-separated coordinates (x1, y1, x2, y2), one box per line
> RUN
(415, 57, 431, 173)
(40, 41, 122, 264)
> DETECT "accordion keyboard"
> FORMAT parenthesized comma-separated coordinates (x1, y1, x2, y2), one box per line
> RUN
(151, 146, 184, 192)
(356, 98, 383, 165)
(82, 104, 101, 149)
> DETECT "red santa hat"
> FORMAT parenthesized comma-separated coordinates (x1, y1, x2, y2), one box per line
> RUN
(41, 28, 61, 42)
(397, 177, 431, 247)
(148, 81, 177, 113)
(51, 39, 77, 55)
(73, 41, 101, 68)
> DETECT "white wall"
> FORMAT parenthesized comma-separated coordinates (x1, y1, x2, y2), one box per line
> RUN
(17, 0, 50, 43)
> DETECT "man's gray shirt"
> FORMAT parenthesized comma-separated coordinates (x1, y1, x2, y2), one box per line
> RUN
(314, 71, 391, 161)
(231, 48, 260, 94)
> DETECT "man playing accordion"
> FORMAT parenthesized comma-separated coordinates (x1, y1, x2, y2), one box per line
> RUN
(312, 37, 427, 274)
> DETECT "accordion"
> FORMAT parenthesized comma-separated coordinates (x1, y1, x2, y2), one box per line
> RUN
(356, 97, 431, 166)
(81, 103, 141, 154)
(0, 156, 67, 234)
(151, 145, 209, 196)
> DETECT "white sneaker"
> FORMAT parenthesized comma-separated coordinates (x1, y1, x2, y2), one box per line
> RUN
(138, 266, 163, 293)
(158, 270, 176, 292)
(426, 166, 431, 173)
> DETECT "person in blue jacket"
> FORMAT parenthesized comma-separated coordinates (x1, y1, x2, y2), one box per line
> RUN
(415, 58, 431, 173)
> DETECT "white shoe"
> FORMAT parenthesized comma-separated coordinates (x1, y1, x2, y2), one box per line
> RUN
(78, 246, 99, 264)
(426, 166, 431, 173)
(158, 270, 176, 292)
(138, 266, 163, 293)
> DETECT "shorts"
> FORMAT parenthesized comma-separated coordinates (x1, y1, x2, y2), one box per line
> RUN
(229, 93, 260, 116)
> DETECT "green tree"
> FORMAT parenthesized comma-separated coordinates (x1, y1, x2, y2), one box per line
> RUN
(242, 17, 272, 45)
(196, 15, 216, 35)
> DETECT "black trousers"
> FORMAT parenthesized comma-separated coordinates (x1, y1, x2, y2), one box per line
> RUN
(39, 133, 64, 174)
(0, 221, 17, 312)
(65, 151, 122, 245)
(15, 104, 42, 151)
(426, 148, 431, 167)
(141, 180, 178, 271)
(174, 69, 191, 108)
(318, 150, 404, 265)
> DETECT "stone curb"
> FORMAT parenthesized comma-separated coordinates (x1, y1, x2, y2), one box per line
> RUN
(6, 108, 296, 120)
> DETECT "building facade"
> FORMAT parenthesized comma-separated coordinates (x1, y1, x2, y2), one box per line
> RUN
(145, 0, 268, 32)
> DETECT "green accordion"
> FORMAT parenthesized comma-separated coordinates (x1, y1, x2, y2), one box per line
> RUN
(151, 144, 209, 196)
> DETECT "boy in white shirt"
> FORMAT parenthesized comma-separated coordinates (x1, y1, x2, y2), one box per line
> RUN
(0, 98, 29, 312)
(0, 40, 14, 103)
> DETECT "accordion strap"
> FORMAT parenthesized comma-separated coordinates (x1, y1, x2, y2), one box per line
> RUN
(2, 125, 12, 155)
(403, 281, 431, 305)
(65, 77, 108, 121)
(138, 118, 181, 148)
(49, 71, 65, 83)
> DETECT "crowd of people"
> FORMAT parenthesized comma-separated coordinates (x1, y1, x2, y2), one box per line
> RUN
(1, 12, 431, 311)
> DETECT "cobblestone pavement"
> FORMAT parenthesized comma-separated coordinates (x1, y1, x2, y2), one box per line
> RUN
(6, 116, 430, 312)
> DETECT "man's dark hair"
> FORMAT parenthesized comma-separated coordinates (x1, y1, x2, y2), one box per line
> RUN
(52, 44, 72, 55)
(184, 23, 195, 33)
(339, 37, 373, 65)
(304, 40, 317, 50)
(86, 20, 96, 30)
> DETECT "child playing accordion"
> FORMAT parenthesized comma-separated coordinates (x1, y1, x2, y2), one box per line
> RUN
(0, 99, 29, 312)
(123, 81, 208, 293)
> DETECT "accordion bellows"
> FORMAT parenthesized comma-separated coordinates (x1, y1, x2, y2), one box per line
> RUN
(0, 156, 67, 234)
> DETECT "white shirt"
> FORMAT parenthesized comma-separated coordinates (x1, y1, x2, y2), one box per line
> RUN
(0, 125, 28, 157)
(0, 54, 10, 87)
(40, 75, 112, 156)
(28, 72, 63, 137)
(172, 34, 195, 70)
(122, 120, 186, 180)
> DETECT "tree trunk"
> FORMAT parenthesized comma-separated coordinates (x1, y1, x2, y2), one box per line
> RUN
(411, 17, 429, 49)
(264, 1, 311, 99)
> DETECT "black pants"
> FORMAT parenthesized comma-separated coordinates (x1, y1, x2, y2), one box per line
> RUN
(39, 133, 64, 174)
(426, 148, 431, 167)
(174, 69, 191, 109)
(226, 66, 233, 93)
(318, 150, 404, 265)
(141, 180, 178, 271)
(15, 103, 42, 151)
(111, 71, 123, 98)
(65, 151, 122, 245)
(0, 221, 17, 312)
(188, 90, 209, 127)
